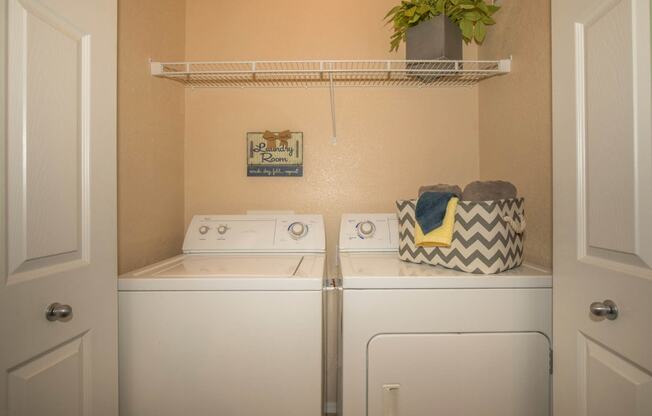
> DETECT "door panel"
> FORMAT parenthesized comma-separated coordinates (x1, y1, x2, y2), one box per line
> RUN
(25, 3, 83, 261)
(0, 0, 117, 415)
(367, 333, 551, 416)
(583, 0, 635, 254)
(575, 0, 652, 272)
(552, 0, 652, 414)
(578, 335, 652, 416)
(7, 0, 90, 281)
(8, 335, 90, 416)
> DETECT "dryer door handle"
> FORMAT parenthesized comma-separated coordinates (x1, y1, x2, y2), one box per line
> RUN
(382, 384, 400, 416)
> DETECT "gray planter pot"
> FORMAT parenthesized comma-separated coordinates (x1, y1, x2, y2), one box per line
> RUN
(406, 15, 463, 60)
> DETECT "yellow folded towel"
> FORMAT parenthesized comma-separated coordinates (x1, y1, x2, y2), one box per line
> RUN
(415, 197, 458, 247)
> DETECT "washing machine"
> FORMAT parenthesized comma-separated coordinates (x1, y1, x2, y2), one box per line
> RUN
(338, 213, 552, 416)
(119, 214, 326, 416)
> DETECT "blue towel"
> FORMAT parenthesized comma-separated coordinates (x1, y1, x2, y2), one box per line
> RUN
(415, 192, 454, 234)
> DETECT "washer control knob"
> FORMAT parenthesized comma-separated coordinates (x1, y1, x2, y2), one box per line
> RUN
(198, 225, 210, 235)
(217, 225, 229, 235)
(357, 221, 376, 239)
(288, 222, 308, 239)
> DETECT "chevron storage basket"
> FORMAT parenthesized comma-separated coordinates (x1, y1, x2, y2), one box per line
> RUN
(396, 198, 526, 274)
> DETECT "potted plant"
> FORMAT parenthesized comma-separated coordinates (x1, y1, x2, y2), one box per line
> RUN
(385, 0, 500, 60)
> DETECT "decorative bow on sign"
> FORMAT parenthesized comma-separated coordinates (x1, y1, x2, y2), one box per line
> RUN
(278, 130, 292, 148)
(262, 130, 292, 150)
(263, 130, 277, 150)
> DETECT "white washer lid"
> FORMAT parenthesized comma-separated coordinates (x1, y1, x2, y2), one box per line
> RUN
(339, 252, 551, 289)
(119, 254, 325, 291)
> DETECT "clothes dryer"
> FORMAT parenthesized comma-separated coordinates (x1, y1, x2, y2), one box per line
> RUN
(338, 213, 552, 416)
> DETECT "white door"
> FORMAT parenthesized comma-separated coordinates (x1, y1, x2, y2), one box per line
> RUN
(0, 0, 117, 415)
(552, 0, 652, 414)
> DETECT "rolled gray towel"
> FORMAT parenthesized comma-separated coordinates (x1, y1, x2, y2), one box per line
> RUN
(418, 184, 462, 198)
(462, 180, 517, 201)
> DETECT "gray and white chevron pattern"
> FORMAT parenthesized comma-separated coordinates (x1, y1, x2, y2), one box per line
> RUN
(396, 198, 525, 274)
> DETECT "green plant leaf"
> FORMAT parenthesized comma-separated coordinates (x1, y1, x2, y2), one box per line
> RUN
(384, 5, 402, 20)
(465, 10, 482, 21)
(474, 20, 486, 43)
(459, 18, 473, 40)
(487, 4, 500, 13)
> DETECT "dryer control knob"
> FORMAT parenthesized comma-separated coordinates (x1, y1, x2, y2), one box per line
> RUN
(288, 222, 308, 239)
(198, 225, 210, 235)
(217, 225, 229, 235)
(357, 221, 376, 239)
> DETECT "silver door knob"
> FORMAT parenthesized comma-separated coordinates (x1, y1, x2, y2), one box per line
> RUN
(590, 299, 618, 320)
(46, 303, 73, 322)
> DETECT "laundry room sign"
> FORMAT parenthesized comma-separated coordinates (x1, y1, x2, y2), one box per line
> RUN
(247, 131, 303, 177)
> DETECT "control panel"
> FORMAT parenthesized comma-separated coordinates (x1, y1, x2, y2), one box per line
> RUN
(339, 213, 399, 252)
(183, 214, 325, 253)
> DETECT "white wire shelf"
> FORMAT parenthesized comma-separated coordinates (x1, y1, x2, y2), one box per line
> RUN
(150, 59, 511, 88)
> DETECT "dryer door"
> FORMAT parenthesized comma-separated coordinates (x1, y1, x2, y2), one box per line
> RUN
(367, 332, 550, 416)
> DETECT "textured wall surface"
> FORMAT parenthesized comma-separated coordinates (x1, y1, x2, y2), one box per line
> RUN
(117, 0, 186, 273)
(184, 0, 481, 278)
(479, 0, 552, 268)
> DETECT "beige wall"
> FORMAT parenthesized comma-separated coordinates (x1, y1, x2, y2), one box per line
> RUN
(184, 0, 481, 278)
(479, 0, 552, 268)
(117, 0, 186, 274)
